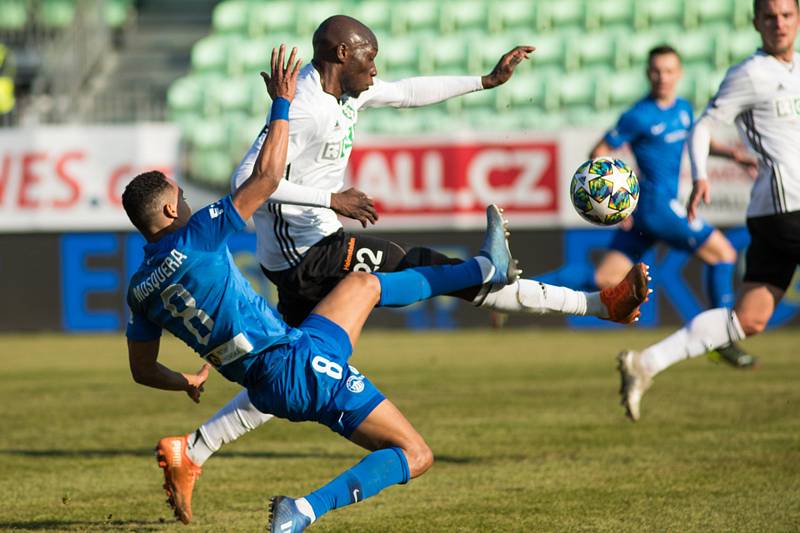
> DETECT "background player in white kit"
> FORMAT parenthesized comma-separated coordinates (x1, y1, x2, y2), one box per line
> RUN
(618, 0, 800, 421)
(153, 14, 652, 523)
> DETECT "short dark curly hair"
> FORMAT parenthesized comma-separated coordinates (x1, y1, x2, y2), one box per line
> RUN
(121, 170, 172, 233)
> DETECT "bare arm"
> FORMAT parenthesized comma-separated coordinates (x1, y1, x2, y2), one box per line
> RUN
(128, 338, 210, 403)
(232, 45, 301, 222)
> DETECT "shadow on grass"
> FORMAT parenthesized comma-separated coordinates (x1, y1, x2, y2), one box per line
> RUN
(0, 519, 165, 531)
(0, 449, 488, 463)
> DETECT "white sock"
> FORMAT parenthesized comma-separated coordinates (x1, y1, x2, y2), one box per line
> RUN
(478, 279, 606, 317)
(185, 390, 273, 466)
(473, 255, 496, 284)
(640, 308, 746, 376)
(295, 497, 316, 523)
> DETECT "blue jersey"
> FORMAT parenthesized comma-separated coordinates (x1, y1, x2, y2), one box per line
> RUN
(604, 96, 694, 201)
(126, 195, 301, 385)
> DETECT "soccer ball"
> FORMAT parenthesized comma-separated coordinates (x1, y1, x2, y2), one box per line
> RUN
(570, 157, 639, 226)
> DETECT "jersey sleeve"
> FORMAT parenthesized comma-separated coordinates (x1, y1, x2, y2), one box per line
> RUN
(184, 194, 247, 251)
(358, 76, 484, 109)
(603, 109, 641, 149)
(126, 307, 162, 341)
(701, 64, 756, 124)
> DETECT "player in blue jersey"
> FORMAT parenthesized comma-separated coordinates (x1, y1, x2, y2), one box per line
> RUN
(123, 46, 524, 532)
(538, 45, 759, 368)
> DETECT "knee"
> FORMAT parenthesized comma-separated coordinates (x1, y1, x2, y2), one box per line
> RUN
(344, 271, 381, 303)
(717, 240, 737, 264)
(404, 440, 434, 479)
(594, 270, 622, 289)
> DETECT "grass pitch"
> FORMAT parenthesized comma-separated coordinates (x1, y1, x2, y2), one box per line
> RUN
(1, 328, 799, 532)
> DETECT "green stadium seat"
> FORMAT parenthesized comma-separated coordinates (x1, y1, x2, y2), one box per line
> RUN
(391, 1, 439, 34)
(190, 148, 233, 187)
(104, 0, 131, 28)
(190, 119, 228, 150)
(634, 0, 683, 30)
(39, 0, 75, 29)
(729, 31, 761, 63)
(0, 0, 27, 30)
(487, 0, 536, 33)
(467, 107, 524, 131)
(537, 0, 586, 32)
(603, 70, 648, 108)
(528, 33, 567, 70)
(586, 0, 635, 30)
(470, 33, 523, 72)
(569, 31, 621, 70)
(685, 0, 735, 29)
(461, 88, 497, 110)
(733, 0, 752, 28)
(621, 30, 672, 67)
(497, 71, 547, 111)
(210, 76, 253, 114)
(167, 75, 205, 115)
(440, 0, 487, 33)
(297, 1, 343, 35)
(248, 1, 297, 36)
(231, 116, 267, 160)
(212, 0, 249, 35)
(556, 71, 599, 111)
(424, 33, 472, 74)
(191, 35, 231, 74)
(516, 109, 566, 130)
(236, 38, 272, 75)
(234, 35, 306, 75)
(348, 0, 392, 32)
(671, 30, 726, 68)
(378, 34, 421, 78)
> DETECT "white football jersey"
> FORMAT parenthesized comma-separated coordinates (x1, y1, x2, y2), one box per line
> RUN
(703, 49, 800, 218)
(232, 64, 482, 271)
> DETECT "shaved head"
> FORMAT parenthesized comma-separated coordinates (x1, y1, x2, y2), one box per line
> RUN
(311, 15, 379, 98)
(312, 15, 377, 63)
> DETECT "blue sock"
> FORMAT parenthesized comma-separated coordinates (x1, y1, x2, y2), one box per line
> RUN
(536, 263, 597, 291)
(374, 258, 483, 307)
(305, 447, 410, 520)
(706, 262, 735, 308)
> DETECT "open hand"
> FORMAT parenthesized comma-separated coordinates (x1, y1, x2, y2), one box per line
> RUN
(261, 44, 302, 102)
(331, 187, 378, 228)
(482, 46, 535, 89)
(184, 363, 210, 403)
(687, 179, 711, 222)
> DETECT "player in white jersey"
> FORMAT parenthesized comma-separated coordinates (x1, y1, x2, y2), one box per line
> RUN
(618, 0, 800, 421)
(153, 16, 654, 521)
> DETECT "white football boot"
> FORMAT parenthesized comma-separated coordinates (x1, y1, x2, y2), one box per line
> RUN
(617, 350, 653, 422)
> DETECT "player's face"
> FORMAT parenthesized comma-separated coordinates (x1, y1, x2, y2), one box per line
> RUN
(754, 0, 799, 57)
(341, 43, 378, 98)
(167, 180, 192, 226)
(647, 53, 682, 101)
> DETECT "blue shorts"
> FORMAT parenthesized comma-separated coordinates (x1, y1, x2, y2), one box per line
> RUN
(244, 314, 385, 438)
(610, 198, 714, 261)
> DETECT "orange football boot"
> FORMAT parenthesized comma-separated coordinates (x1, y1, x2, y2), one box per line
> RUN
(155, 435, 202, 524)
(600, 263, 652, 324)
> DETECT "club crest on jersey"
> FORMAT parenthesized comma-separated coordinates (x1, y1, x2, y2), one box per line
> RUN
(346, 375, 365, 393)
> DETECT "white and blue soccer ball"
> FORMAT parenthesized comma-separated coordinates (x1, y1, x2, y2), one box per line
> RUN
(570, 156, 639, 226)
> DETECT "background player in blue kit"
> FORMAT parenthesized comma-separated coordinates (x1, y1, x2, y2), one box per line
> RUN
(539, 45, 759, 368)
(123, 46, 523, 532)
